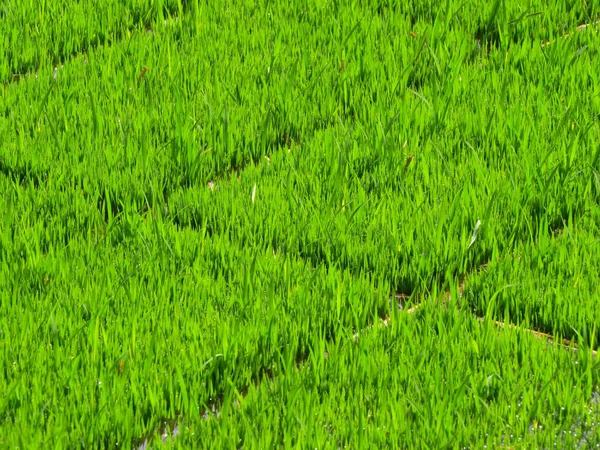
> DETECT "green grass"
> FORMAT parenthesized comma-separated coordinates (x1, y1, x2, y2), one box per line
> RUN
(2, 0, 600, 447)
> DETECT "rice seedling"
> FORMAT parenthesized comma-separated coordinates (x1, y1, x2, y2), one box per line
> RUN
(1, 0, 600, 447)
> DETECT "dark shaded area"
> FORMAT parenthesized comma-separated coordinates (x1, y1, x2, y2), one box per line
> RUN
(0, 157, 46, 188)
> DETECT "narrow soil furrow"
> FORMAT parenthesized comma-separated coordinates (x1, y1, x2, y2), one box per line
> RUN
(541, 19, 600, 48)
(1, 13, 183, 87)
(361, 260, 598, 359)
(477, 317, 598, 358)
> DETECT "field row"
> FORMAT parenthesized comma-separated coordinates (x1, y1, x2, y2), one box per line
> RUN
(2, 1, 598, 83)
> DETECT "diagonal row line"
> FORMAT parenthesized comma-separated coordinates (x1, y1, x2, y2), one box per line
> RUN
(357, 261, 598, 358)
(2, 13, 183, 87)
(541, 19, 600, 48)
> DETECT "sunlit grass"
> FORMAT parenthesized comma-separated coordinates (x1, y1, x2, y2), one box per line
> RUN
(1, 0, 600, 447)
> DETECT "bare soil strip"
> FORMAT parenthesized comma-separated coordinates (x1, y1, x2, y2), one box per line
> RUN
(358, 261, 598, 359)
(541, 19, 600, 48)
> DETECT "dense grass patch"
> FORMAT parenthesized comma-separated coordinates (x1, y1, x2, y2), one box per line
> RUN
(1, 0, 600, 447)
